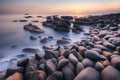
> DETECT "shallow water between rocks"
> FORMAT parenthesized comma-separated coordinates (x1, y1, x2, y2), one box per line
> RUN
(0, 14, 90, 72)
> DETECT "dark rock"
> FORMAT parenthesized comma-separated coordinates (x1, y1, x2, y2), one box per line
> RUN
(94, 44, 107, 51)
(32, 20, 39, 22)
(60, 50, 70, 58)
(57, 59, 69, 70)
(116, 46, 120, 53)
(45, 50, 54, 59)
(25, 70, 46, 80)
(35, 52, 45, 61)
(61, 16, 73, 21)
(71, 49, 82, 61)
(101, 66, 120, 80)
(103, 41, 115, 49)
(90, 48, 102, 54)
(39, 64, 45, 71)
(68, 54, 79, 66)
(98, 31, 107, 38)
(17, 58, 29, 67)
(30, 36, 37, 40)
(45, 59, 57, 75)
(76, 62, 84, 75)
(72, 25, 83, 34)
(25, 16, 32, 18)
(95, 62, 104, 71)
(82, 58, 94, 67)
(46, 71, 63, 80)
(84, 50, 102, 60)
(6, 72, 23, 80)
(56, 39, 70, 44)
(19, 20, 27, 22)
(0, 72, 5, 80)
(111, 56, 120, 71)
(6, 67, 24, 78)
(74, 67, 101, 80)
(39, 58, 46, 64)
(62, 66, 75, 80)
(22, 48, 40, 53)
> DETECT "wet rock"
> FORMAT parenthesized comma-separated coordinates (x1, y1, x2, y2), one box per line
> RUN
(58, 56, 65, 61)
(30, 36, 37, 40)
(91, 36, 100, 42)
(56, 39, 70, 44)
(52, 51, 60, 59)
(116, 46, 120, 53)
(45, 59, 57, 74)
(24, 23, 44, 33)
(62, 66, 75, 80)
(19, 20, 27, 22)
(98, 31, 108, 38)
(102, 60, 111, 67)
(94, 44, 107, 51)
(101, 66, 120, 80)
(76, 62, 84, 75)
(90, 48, 102, 54)
(82, 58, 94, 67)
(35, 52, 45, 61)
(78, 46, 86, 56)
(25, 70, 46, 80)
(25, 57, 38, 72)
(6, 67, 24, 78)
(60, 50, 70, 58)
(103, 51, 112, 58)
(74, 67, 100, 80)
(6, 72, 23, 80)
(71, 49, 82, 61)
(40, 38, 49, 43)
(22, 48, 40, 53)
(45, 50, 54, 59)
(111, 56, 120, 71)
(72, 25, 83, 34)
(57, 59, 69, 70)
(46, 71, 63, 80)
(25, 16, 32, 18)
(68, 54, 79, 66)
(43, 45, 53, 50)
(61, 16, 73, 21)
(109, 27, 118, 31)
(103, 41, 115, 49)
(84, 50, 102, 60)
(39, 64, 46, 71)
(0, 72, 5, 80)
(39, 58, 46, 64)
(17, 58, 29, 67)
(32, 20, 39, 22)
(12, 20, 18, 22)
(95, 62, 104, 71)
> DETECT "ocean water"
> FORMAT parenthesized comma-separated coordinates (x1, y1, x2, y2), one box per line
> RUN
(0, 14, 90, 72)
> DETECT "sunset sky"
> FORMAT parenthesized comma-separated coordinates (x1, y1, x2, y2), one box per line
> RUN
(0, 0, 120, 15)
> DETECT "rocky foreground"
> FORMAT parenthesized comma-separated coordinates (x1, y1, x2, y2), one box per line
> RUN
(1, 13, 120, 80)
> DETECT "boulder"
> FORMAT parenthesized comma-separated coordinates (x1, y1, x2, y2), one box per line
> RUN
(25, 70, 46, 80)
(57, 59, 69, 70)
(6, 67, 24, 78)
(17, 58, 29, 67)
(68, 54, 79, 66)
(84, 50, 102, 60)
(45, 59, 57, 74)
(101, 66, 120, 80)
(71, 49, 82, 61)
(62, 66, 75, 80)
(82, 58, 94, 67)
(111, 56, 120, 71)
(74, 67, 100, 80)
(76, 62, 84, 75)
(95, 62, 104, 71)
(78, 46, 86, 56)
(6, 72, 23, 80)
(46, 71, 63, 80)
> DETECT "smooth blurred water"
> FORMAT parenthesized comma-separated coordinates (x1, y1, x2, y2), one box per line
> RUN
(0, 14, 90, 71)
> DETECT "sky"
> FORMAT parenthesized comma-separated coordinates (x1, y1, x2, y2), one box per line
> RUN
(0, 0, 120, 15)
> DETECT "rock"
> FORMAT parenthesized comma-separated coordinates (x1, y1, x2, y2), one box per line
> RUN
(0, 72, 5, 80)
(40, 38, 49, 43)
(71, 49, 82, 61)
(67, 62, 75, 73)
(39, 64, 46, 71)
(82, 58, 94, 67)
(39, 58, 46, 64)
(78, 46, 86, 56)
(91, 35, 100, 42)
(84, 50, 102, 60)
(52, 51, 60, 59)
(6, 72, 23, 80)
(74, 67, 100, 80)
(17, 58, 29, 67)
(43, 45, 53, 50)
(72, 25, 83, 34)
(103, 41, 115, 49)
(25, 57, 38, 72)
(94, 44, 107, 51)
(116, 46, 120, 53)
(19, 20, 27, 22)
(56, 39, 70, 44)
(51, 58, 57, 65)
(98, 31, 108, 38)
(45, 59, 57, 74)
(60, 50, 70, 58)
(76, 62, 84, 75)
(25, 70, 46, 80)
(109, 27, 118, 31)
(103, 51, 112, 58)
(30, 36, 37, 40)
(62, 66, 75, 80)
(102, 60, 111, 67)
(58, 56, 65, 61)
(95, 62, 104, 71)
(68, 54, 79, 66)
(46, 71, 63, 80)
(25, 16, 32, 18)
(24, 23, 44, 33)
(6, 67, 24, 78)
(22, 48, 40, 53)
(57, 59, 69, 70)
(35, 52, 45, 61)
(61, 16, 73, 21)
(90, 48, 102, 54)
(101, 66, 120, 80)
(45, 50, 54, 59)
(32, 20, 39, 22)
(111, 56, 120, 71)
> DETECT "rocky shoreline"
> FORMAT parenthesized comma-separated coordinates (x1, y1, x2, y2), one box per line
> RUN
(0, 13, 120, 80)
